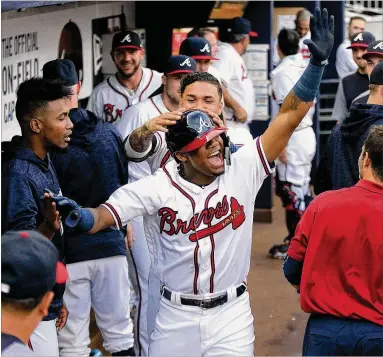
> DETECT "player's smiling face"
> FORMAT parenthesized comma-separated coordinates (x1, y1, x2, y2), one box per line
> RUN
(180, 81, 223, 114)
(113, 48, 142, 78)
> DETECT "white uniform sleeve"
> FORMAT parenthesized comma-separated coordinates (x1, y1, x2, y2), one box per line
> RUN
(101, 173, 164, 229)
(146, 133, 171, 174)
(335, 45, 358, 79)
(331, 80, 348, 122)
(86, 87, 105, 120)
(271, 73, 294, 105)
(229, 136, 274, 200)
(115, 106, 144, 140)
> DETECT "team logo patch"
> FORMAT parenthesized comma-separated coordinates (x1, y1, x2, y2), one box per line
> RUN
(158, 195, 246, 240)
(121, 34, 131, 43)
(180, 58, 192, 67)
(186, 113, 212, 134)
(373, 41, 383, 50)
(200, 44, 210, 53)
(353, 33, 364, 42)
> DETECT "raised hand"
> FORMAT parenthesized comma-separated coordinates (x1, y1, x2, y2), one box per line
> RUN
(43, 189, 81, 220)
(303, 7, 334, 66)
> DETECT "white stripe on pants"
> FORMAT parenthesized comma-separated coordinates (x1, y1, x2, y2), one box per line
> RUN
(30, 319, 59, 356)
(149, 290, 254, 356)
(58, 256, 134, 356)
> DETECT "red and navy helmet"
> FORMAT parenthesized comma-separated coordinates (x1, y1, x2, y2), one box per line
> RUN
(166, 110, 228, 154)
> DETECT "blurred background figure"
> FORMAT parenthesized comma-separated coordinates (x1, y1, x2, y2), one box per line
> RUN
(335, 16, 366, 78)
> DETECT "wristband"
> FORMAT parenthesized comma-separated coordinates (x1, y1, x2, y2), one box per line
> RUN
(65, 208, 94, 233)
(292, 61, 325, 103)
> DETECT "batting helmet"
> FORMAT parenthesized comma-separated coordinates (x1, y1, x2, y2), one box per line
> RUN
(166, 109, 229, 155)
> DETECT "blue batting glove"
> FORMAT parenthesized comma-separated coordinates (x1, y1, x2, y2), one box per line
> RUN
(304, 7, 334, 66)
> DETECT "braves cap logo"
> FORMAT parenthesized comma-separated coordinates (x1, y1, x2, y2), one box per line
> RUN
(121, 34, 131, 43)
(353, 33, 364, 42)
(373, 41, 383, 50)
(200, 44, 210, 53)
(180, 58, 191, 67)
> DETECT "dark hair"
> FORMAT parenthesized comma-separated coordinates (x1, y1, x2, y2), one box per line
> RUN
(349, 16, 366, 25)
(363, 126, 383, 181)
(2, 294, 44, 312)
(180, 72, 222, 100)
(187, 27, 215, 38)
(278, 28, 300, 56)
(15, 77, 72, 129)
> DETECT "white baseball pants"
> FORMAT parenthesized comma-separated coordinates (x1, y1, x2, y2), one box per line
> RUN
(149, 289, 255, 356)
(147, 269, 161, 341)
(30, 319, 59, 356)
(58, 256, 134, 356)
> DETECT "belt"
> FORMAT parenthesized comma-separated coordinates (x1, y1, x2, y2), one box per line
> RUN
(161, 284, 247, 309)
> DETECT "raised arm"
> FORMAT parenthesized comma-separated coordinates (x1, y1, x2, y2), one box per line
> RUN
(262, 8, 334, 163)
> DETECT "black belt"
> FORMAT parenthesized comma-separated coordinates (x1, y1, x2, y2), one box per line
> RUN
(161, 284, 247, 309)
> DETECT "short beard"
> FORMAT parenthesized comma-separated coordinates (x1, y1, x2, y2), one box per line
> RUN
(165, 89, 180, 106)
(117, 63, 140, 79)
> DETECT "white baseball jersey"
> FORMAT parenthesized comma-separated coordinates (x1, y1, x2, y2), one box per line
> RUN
(103, 137, 274, 294)
(272, 32, 311, 67)
(207, 65, 222, 85)
(86, 68, 162, 123)
(212, 43, 255, 129)
(270, 53, 314, 130)
(335, 40, 358, 79)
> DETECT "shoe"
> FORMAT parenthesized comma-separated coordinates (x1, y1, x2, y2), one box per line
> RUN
(268, 243, 289, 259)
(90, 349, 102, 357)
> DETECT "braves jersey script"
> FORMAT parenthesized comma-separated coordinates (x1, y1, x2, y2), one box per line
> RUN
(102, 137, 274, 294)
(212, 43, 255, 129)
(86, 68, 162, 123)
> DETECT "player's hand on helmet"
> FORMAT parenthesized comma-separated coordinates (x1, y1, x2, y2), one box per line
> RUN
(233, 105, 247, 123)
(146, 109, 185, 133)
(200, 108, 225, 128)
(303, 7, 334, 66)
(42, 191, 61, 233)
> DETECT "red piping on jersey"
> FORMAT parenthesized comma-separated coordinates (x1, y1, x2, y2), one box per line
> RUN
(160, 151, 171, 168)
(150, 97, 163, 115)
(256, 137, 270, 176)
(139, 69, 154, 101)
(107, 77, 130, 109)
(28, 339, 33, 351)
(205, 189, 218, 293)
(129, 249, 143, 356)
(162, 165, 199, 293)
(162, 166, 196, 211)
(103, 202, 122, 230)
(193, 245, 199, 295)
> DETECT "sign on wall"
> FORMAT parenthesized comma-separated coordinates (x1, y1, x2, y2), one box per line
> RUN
(1, 2, 125, 141)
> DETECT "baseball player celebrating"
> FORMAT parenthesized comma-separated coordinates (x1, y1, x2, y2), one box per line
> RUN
(115, 54, 197, 356)
(86, 30, 162, 123)
(47, 8, 334, 356)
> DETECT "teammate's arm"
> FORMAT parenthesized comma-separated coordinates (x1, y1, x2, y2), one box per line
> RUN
(261, 8, 334, 163)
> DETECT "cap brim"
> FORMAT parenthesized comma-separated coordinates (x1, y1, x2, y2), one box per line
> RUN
(362, 51, 383, 59)
(347, 43, 369, 49)
(114, 45, 143, 51)
(166, 70, 194, 76)
(56, 262, 68, 284)
(180, 127, 227, 152)
(191, 55, 219, 61)
(249, 31, 258, 37)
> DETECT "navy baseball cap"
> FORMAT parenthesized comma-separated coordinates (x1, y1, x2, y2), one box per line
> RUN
(370, 61, 383, 85)
(347, 31, 376, 49)
(227, 17, 258, 37)
(1, 231, 68, 300)
(43, 59, 78, 86)
(179, 37, 218, 61)
(362, 40, 383, 59)
(112, 30, 142, 52)
(165, 55, 197, 76)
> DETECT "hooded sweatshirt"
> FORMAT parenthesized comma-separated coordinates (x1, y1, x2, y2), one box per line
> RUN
(51, 108, 129, 264)
(2, 136, 64, 320)
(314, 104, 383, 194)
